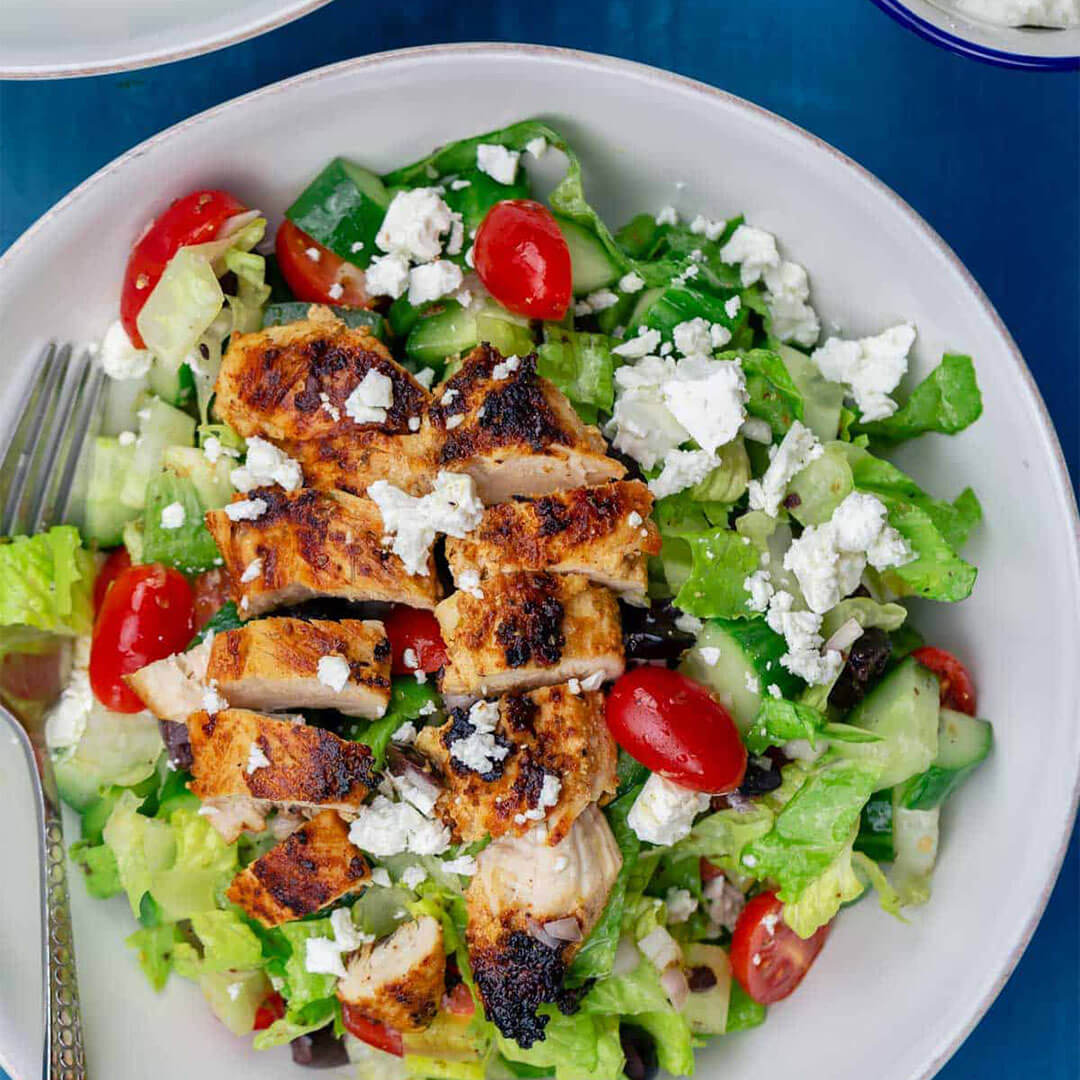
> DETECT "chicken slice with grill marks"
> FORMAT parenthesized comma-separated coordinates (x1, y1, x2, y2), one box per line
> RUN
(337, 915, 446, 1033)
(414, 684, 617, 846)
(444, 480, 660, 601)
(186, 708, 377, 842)
(215, 305, 437, 496)
(204, 486, 441, 618)
(465, 805, 622, 1048)
(206, 617, 391, 719)
(226, 809, 370, 927)
(436, 571, 625, 698)
(431, 345, 625, 504)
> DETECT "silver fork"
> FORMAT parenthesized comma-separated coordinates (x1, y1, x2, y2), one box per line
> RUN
(1, 342, 106, 1080)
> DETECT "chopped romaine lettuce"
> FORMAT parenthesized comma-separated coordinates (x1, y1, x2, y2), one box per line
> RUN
(537, 326, 616, 419)
(672, 528, 762, 618)
(172, 909, 264, 976)
(780, 837, 864, 938)
(0, 526, 94, 634)
(495, 1010, 624, 1080)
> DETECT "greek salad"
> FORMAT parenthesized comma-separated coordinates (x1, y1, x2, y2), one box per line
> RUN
(0, 120, 991, 1079)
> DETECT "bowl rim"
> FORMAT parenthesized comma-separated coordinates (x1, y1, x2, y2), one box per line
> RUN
(868, 0, 1080, 70)
(1, 41, 1077, 1078)
(0, 0, 333, 80)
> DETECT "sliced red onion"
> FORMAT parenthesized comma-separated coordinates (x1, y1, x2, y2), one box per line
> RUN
(824, 617, 863, 656)
(660, 966, 690, 1011)
(525, 916, 561, 951)
(542, 917, 582, 942)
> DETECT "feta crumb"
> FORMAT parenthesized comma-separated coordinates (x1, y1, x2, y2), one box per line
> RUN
(319, 392, 341, 422)
(812, 324, 915, 422)
(345, 369, 395, 426)
(648, 448, 717, 499)
(246, 741, 270, 774)
(740, 417, 773, 444)
(525, 136, 549, 159)
(579, 288, 619, 314)
(674, 613, 703, 634)
(117, 430, 136, 447)
(408, 416, 421, 432)
(746, 420, 823, 517)
(376, 187, 455, 261)
(418, 700, 438, 716)
(580, 671, 605, 692)
(566, 678, 582, 695)
(655, 206, 679, 226)
(476, 144, 520, 185)
(392, 722, 418, 744)
(457, 569, 484, 599)
(710, 323, 733, 349)
(611, 328, 662, 360)
(450, 178, 472, 191)
(304, 936, 347, 979)
(327, 282, 344, 301)
(364, 252, 411, 299)
(450, 699, 510, 775)
(763, 261, 820, 347)
(98, 320, 152, 380)
(619, 271, 646, 293)
(627, 511, 644, 528)
(202, 435, 238, 463)
(350, 241, 365, 253)
(159, 502, 185, 530)
(330, 906, 373, 951)
(491, 354, 521, 380)
(445, 414, 464, 430)
(745, 671, 761, 694)
(348, 795, 451, 856)
(240, 557, 263, 584)
(401, 864, 428, 890)
(201, 680, 228, 719)
(414, 368, 436, 390)
(720, 224, 780, 287)
(689, 215, 727, 241)
(230, 436, 303, 493)
(441, 854, 477, 877)
(699, 646, 722, 667)
(724, 295, 742, 319)
(370, 868, 392, 888)
(628, 773, 711, 846)
(408, 259, 464, 305)
(743, 569, 775, 613)
(665, 887, 699, 923)
(224, 498, 267, 522)
(226, 982, 242, 1001)
(661, 355, 748, 454)
(305, 246, 321, 262)
(317, 655, 351, 692)
(768, 683, 782, 699)
(402, 647, 419, 671)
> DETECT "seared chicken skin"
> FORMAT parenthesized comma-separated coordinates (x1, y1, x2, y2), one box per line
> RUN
(207, 617, 391, 718)
(338, 916, 446, 1032)
(436, 572, 625, 697)
(445, 480, 660, 599)
(205, 487, 441, 616)
(415, 684, 617, 846)
(227, 809, 370, 927)
(431, 346, 625, 504)
(186, 708, 376, 841)
(215, 306, 437, 496)
(466, 805, 622, 1046)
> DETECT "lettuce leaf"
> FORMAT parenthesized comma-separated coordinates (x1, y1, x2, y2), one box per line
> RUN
(495, 1010, 624, 1080)
(103, 790, 178, 916)
(148, 807, 238, 921)
(273, 918, 338, 1010)
(780, 836, 864, 938)
(632, 1010, 696, 1077)
(734, 349, 805, 438)
(853, 354, 982, 446)
(126, 923, 183, 991)
(537, 326, 615, 418)
(673, 528, 761, 618)
(0, 526, 95, 634)
(744, 699, 828, 754)
(582, 955, 670, 1016)
(70, 839, 122, 898)
(254, 997, 337, 1051)
(173, 908, 263, 976)
(725, 982, 766, 1032)
(670, 803, 775, 863)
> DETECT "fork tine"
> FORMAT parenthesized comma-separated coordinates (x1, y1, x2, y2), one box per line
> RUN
(0, 343, 70, 537)
(46, 360, 106, 531)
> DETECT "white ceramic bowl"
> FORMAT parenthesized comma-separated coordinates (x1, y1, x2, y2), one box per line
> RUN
(0, 44, 1077, 1080)
(870, 0, 1080, 68)
(0, 0, 332, 79)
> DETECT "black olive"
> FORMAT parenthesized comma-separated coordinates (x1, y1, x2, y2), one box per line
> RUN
(290, 1025, 349, 1068)
(688, 965, 718, 991)
(782, 492, 802, 509)
(620, 1024, 659, 1080)
(829, 628, 892, 711)
(158, 719, 193, 771)
(738, 756, 783, 797)
(620, 599, 697, 663)
(607, 447, 645, 482)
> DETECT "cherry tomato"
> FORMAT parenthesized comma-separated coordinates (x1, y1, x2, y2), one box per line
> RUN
(341, 1003, 403, 1056)
(605, 667, 746, 793)
(191, 567, 233, 632)
(93, 548, 132, 613)
(89, 564, 195, 712)
(275, 220, 370, 307)
(473, 199, 572, 320)
(121, 189, 247, 346)
(384, 605, 448, 675)
(442, 982, 476, 1017)
(912, 646, 976, 716)
(699, 857, 725, 884)
(730, 891, 830, 1005)
(252, 991, 286, 1031)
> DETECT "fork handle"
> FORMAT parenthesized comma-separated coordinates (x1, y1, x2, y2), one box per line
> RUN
(41, 784, 86, 1079)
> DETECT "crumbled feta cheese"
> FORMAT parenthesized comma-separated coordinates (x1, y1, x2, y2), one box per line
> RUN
(767, 683, 782, 699)
(376, 187, 455, 261)
(476, 144, 520, 185)
(604, 357, 687, 469)
(566, 678, 582, 695)
(230, 436, 303, 493)
(720, 224, 780, 287)
(344, 369, 395, 426)
(628, 774, 711, 846)
(746, 420, 824, 517)
(441, 854, 477, 877)
(418, 700, 438, 717)
(627, 510, 644, 528)
(391, 722, 418, 747)
(304, 936, 347, 979)
(525, 136, 549, 159)
(740, 417, 773, 444)
(611, 328, 662, 360)
(764, 590, 843, 686)
(370, 868, 392, 888)
(317, 655, 351, 692)
(450, 699, 510, 775)
(464, 245, 475, 269)
(580, 671, 605, 692)
(724, 295, 742, 320)
(245, 740, 270, 774)
(348, 795, 451, 856)
(456, 569, 484, 599)
(364, 252, 411, 299)
(319, 392, 341, 422)
(408, 260, 464, 305)
(327, 282, 344, 301)
(745, 671, 761, 694)
(690, 214, 727, 241)
(226, 982, 242, 1001)
(367, 471, 484, 576)
(655, 206, 679, 227)
(743, 569, 775, 613)
(665, 887, 699, 923)
(44, 641, 93, 754)
(710, 323, 732, 349)
(446, 214, 465, 256)
(98, 320, 152, 380)
(450, 178, 472, 191)
(350, 241, 365, 253)
(240, 557, 263, 584)
(330, 907, 373, 951)
(672, 318, 713, 359)
(648, 448, 717, 499)
(763, 261, 819, 347)
(699, 646, 722, 667)
(305, 246, 321, 263)
(408, 416, 421, 432)
(402, 648, 419, 671)
(224, 498, 267, 522)
(812, 324, 915, 422)
(661, 355, 748, 454)
(117, 430, 137, 447)
(159, 502, 185, 530)
(445, 414, 464, 430)
(414, 367, 436, 389)
(203, 681, 228, 716)
(401, 864, 428, 891)
(619, 271, 646, 293)
(674, 613, 704, 634)
(517, 771, 563, 823)
(491, 354, 521, 380)
(202, 435, 238, 463)
(577, 289, 619, 314)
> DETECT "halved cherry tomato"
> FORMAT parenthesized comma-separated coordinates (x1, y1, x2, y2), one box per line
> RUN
(341, 1002, 403, 1056)
(121, 189, 247, 346)
(384, 605, 448, 675)
(605, 667, 746, 793)
(730, 891, 829, 1005)
(699, 857, 725, 884)
(93, 547, 132, 613)
(275, 220, 370, 307)
(191, 567, 233, 632)
(89, 564, 195, 712)
(442, 982, 476, 1017)
(473, 199, 572, 320)
(912, 646, 976, 716)
(252, 991, 286, 1031)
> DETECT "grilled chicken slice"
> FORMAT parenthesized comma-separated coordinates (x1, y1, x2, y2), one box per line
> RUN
(215, 305, 437, 495)
(337, 916, 446, 1032)
(445, 480, 660, 600)
(415, 684, 617, 846)
(205, 486, 441, 617)
(226, 809, 370, 927)
(466, 805, 622, 1047)
(431, 346, 625, 504)
(207, 617, 391, 718)
(436, 572, 625, 698)
(187, 708, 377, 841)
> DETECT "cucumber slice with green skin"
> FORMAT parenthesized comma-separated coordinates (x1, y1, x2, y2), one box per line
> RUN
(777, 344, 844, 443)
(405, 302, 533, 367)
(387, 294, 426, 338)
(84, 437, 138, 546)
(162, 446, 233, 510)
(261, 301, 385, 339)
(444, 168, 530, 235)
(626, 286, 663, 332)
(554, 215, 622, 295)
(147, 358, 195, 409)
(119, 397, 197, 511)
(680, 943, 732, 1035)
(833, 656, 940, 790)
(615, 212, 664, 260)
(285, 158, 389, 269)
(680, 618, 801, 732)
(854, 792, 895, 862)
(896, 708, 992, 811)
(641, 284, 747, 341)
(199, 970, 271, 1036)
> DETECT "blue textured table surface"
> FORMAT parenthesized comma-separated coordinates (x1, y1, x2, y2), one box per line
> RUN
(1, 2, 1077, 1077)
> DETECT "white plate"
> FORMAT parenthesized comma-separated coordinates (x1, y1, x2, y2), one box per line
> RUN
(0, 43, 1078, 1080)
(0, 0, 332, 80)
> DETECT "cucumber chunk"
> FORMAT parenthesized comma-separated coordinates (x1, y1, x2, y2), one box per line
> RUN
(147, 358, 195, 408)
(895, 708, 992, 810)
(554, 215, 622, 295)
(84, 437, 138, 546)
(854, 792, 895, 862)
(162, 446, 233, 510)
(406, 302, 533, 366)
(640, 284, 748, 343)
(777, 344, 844, 443)
(680, 943, 732, 1035)
(680, 618, 801, 732)
(199, 970, 271, 1036)
(119, 397, 197, 511)
(833, 657, 939, 789)
(261, 301, 385, 339)
(286, 158, 390, 269)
